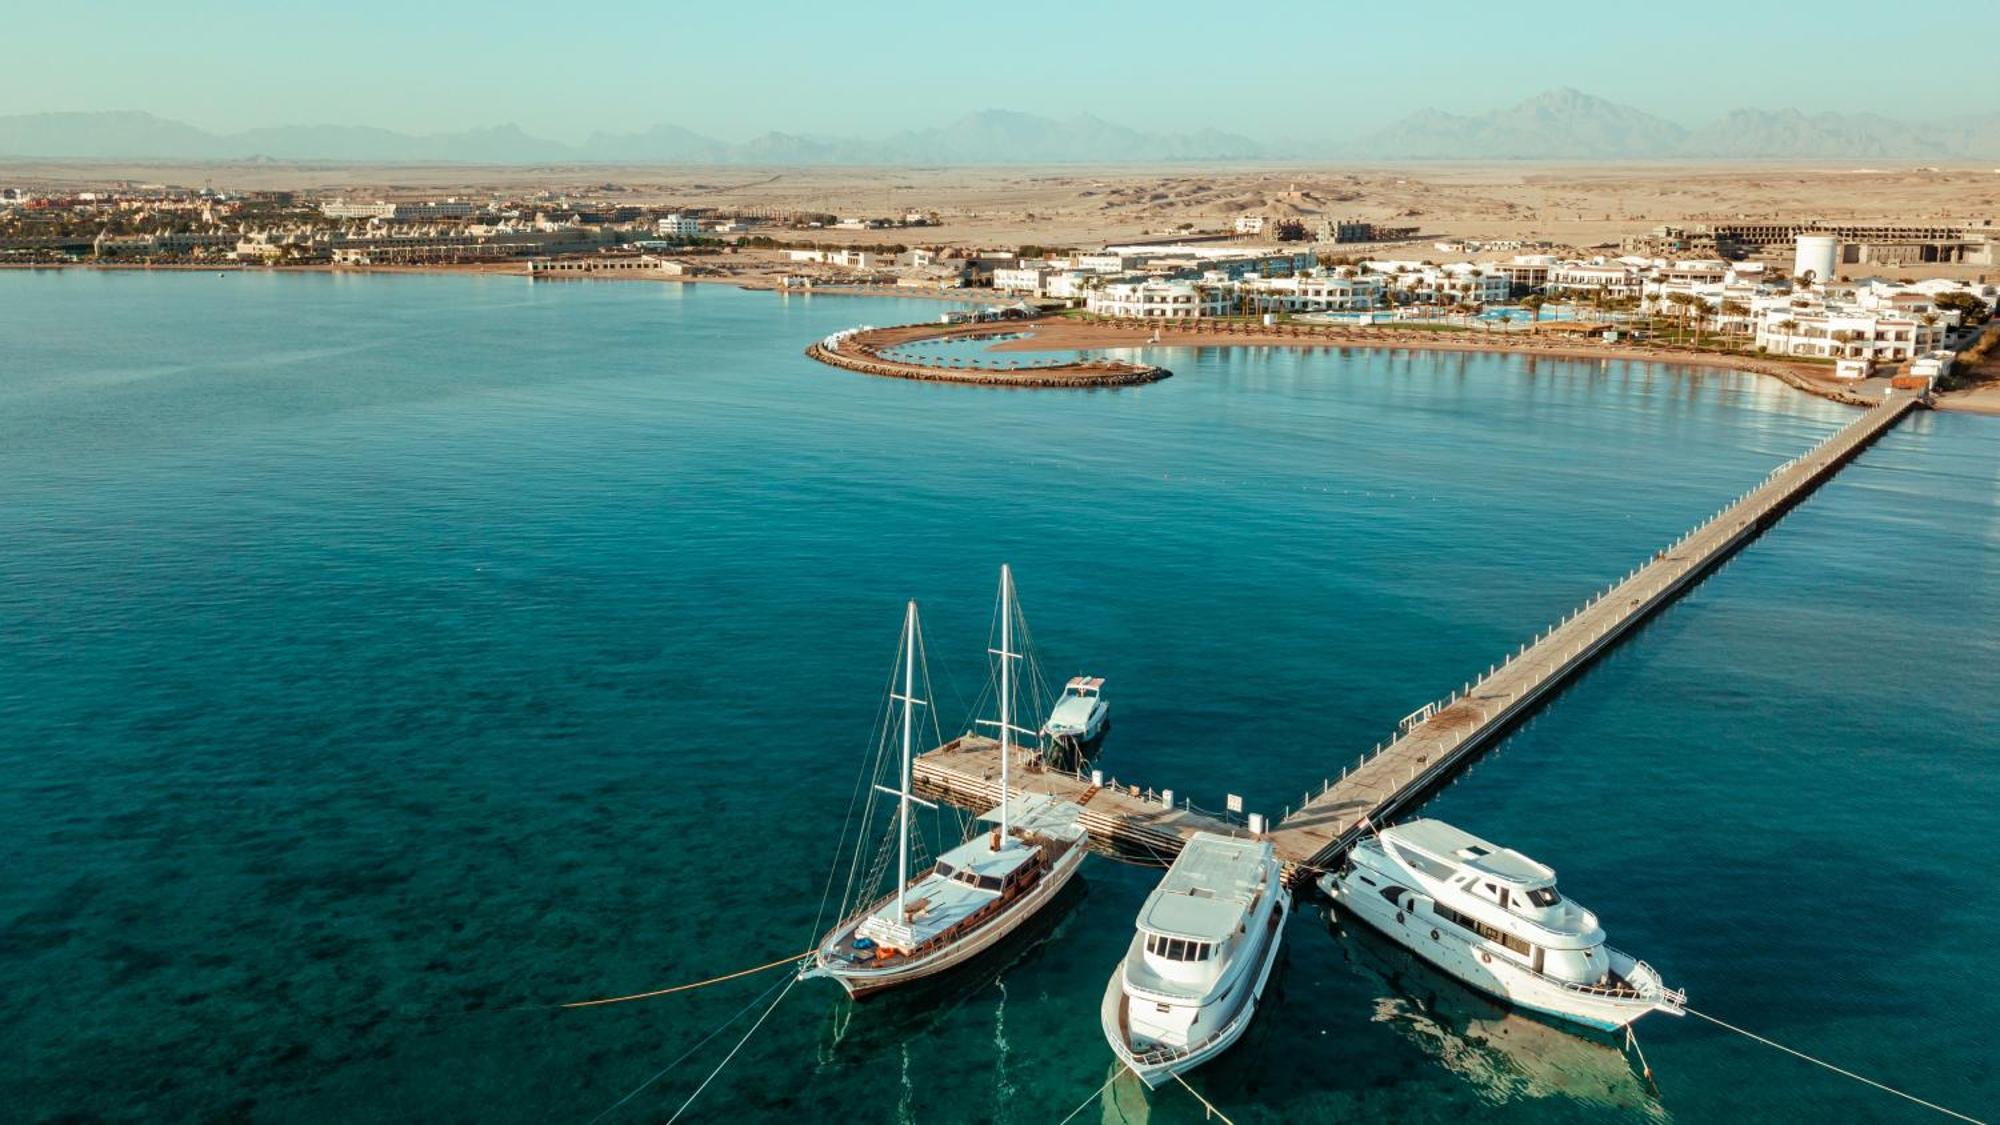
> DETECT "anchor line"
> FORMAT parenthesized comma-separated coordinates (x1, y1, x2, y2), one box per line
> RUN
(1055, 1064, 1128, 1125)
(1685, 1007, 1985, 1124)
(1172, 1071, 1239, 1124)
(663, 974, 799, 1124)
(581, 973, 789, 1125)
(555, 950, 810, 1009)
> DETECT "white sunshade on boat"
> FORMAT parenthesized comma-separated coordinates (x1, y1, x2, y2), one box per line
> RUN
(978, 792, 1084, 837)
(1386, 819, 1556, 886)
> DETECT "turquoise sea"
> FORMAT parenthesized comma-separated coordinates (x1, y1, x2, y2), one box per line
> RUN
(2, 271, 1994, 1123)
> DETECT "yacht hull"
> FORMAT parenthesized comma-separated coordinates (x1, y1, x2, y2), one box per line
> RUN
(1102, 890, 1290, 1088)
(1322, 871, 1666, 1032)
(806, 841, 1086, 999)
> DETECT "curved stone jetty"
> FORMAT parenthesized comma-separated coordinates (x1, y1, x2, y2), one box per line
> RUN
(806, 319, 1169, 388)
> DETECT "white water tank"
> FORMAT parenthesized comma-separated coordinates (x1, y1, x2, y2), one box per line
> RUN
(1793, 235, 1839, 285)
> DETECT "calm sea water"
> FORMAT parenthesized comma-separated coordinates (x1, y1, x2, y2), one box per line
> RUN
(2, 271, 1994, 1123)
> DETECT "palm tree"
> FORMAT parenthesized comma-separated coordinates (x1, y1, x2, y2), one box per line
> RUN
(1718, 299, 1750, 349)
(1773, 317, 1800, 354)
(1522, 293, 1547, 323)
(1663, 292, 1694, 342)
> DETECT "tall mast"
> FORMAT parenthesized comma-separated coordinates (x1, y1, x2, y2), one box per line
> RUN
(897, 599, 917, 919)
(999, 564, 1013, 842)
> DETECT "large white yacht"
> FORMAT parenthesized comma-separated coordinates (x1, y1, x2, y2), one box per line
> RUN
(1101, 832, 1290, 1087)
(1320, 819, 1684, 1032)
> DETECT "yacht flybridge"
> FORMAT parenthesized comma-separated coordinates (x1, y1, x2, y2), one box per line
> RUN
(1320, 819, 1684, 1032)
(1101, 832, 1290, 1088)
(802, 567, 1088, 998)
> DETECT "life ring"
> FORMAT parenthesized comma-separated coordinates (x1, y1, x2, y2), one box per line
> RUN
(1480, 951, 1492, 964)
(1430, 928, 1440, 942)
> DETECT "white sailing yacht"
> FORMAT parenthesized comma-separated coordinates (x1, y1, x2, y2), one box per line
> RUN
(801, 567, 1089, 998)
(1320, 819, 1684, 1032)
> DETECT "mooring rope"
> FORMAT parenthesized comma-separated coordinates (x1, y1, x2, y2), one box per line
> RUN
(555, 951, 809, 1009)
(1624, 1024, 1659, 1095)
(1686, 1007, 1986, 1123)
(581, 973, 788, 1125)
(663, 973, 799, 1124)
(1055, 1064, 1127, 1125)
(1172, 1071, 1238, 1124)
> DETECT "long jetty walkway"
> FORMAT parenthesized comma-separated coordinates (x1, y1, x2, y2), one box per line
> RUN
(914, 392, 1925, 884)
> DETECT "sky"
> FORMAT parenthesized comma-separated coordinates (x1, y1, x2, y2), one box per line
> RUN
(4, 1, 1988, 141)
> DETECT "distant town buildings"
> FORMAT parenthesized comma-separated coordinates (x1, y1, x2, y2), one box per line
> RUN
(1630, 220, 1995, 267)
(656, 213, 700, 240)
(320, 198, 477, 221)
(1322, 218, 1421, 244)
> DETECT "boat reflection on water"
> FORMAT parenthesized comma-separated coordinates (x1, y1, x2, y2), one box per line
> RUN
(1092, 1061, 1155, 1124)
(1328, 907, 1670, 1120)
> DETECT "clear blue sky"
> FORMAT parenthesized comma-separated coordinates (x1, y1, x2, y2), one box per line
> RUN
(6, 1, 1986, 140)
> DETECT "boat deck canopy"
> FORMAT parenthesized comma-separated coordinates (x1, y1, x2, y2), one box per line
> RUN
(1386, 819, 1557, 887)
(1064, 676, 1104, 693)
(856, 835, 1041, 951)
(977, 792, 1085, 840)
(1138, 833, 1272, 942)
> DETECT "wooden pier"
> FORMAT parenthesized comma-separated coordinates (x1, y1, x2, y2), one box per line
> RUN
(914, 392, 1926, 885)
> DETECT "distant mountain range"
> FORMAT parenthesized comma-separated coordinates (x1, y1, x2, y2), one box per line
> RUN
(4, 93, 1997, 165)
(1354, 89, 2000, 161)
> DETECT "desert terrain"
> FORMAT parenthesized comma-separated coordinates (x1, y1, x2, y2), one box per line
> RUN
(7, 160, 1997, 268)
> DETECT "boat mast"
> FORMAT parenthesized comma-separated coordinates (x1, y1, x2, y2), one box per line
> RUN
(897, 599, 917, 919)
(999, 564, 1013, 842)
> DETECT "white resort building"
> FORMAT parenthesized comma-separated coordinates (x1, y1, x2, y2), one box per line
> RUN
(1240, 274, 1385, 312)
(656, 213, 700, 240)
(1752, 308, 1943, 366)
(1086, 279, 1230, 319)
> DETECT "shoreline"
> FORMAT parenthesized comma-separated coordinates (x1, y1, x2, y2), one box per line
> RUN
(832, 315, 1892, 407)
(14, 261, 1990, 413)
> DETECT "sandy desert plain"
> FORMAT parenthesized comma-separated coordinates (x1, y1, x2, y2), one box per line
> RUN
(9, 159, 2000, 267)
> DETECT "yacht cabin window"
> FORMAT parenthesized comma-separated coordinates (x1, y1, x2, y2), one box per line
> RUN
(1144, 933, 1213, 961)
(1526, 887, 1561, 907)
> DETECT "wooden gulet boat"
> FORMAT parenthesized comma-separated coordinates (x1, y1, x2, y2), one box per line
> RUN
(801, 566, 1088, 998)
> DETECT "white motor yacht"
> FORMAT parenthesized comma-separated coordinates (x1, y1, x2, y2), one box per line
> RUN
(1320, 819, 1684, 1032)
(1042, 676, 1109, 757)
(1101, 832, 1290, 1088)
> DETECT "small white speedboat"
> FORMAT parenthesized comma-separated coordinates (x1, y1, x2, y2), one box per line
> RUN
(1320, 819, 1683, 1032)
(1102, 832, 1289, 1088)
(1042, 676, 1108, 752)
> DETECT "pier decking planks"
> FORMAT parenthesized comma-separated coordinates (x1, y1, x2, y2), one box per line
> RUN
(913, 393, 1924, 885)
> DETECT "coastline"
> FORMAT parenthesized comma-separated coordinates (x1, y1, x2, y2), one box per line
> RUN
(818, 314, 1893, 408)
(15, 261, 1987, 414)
